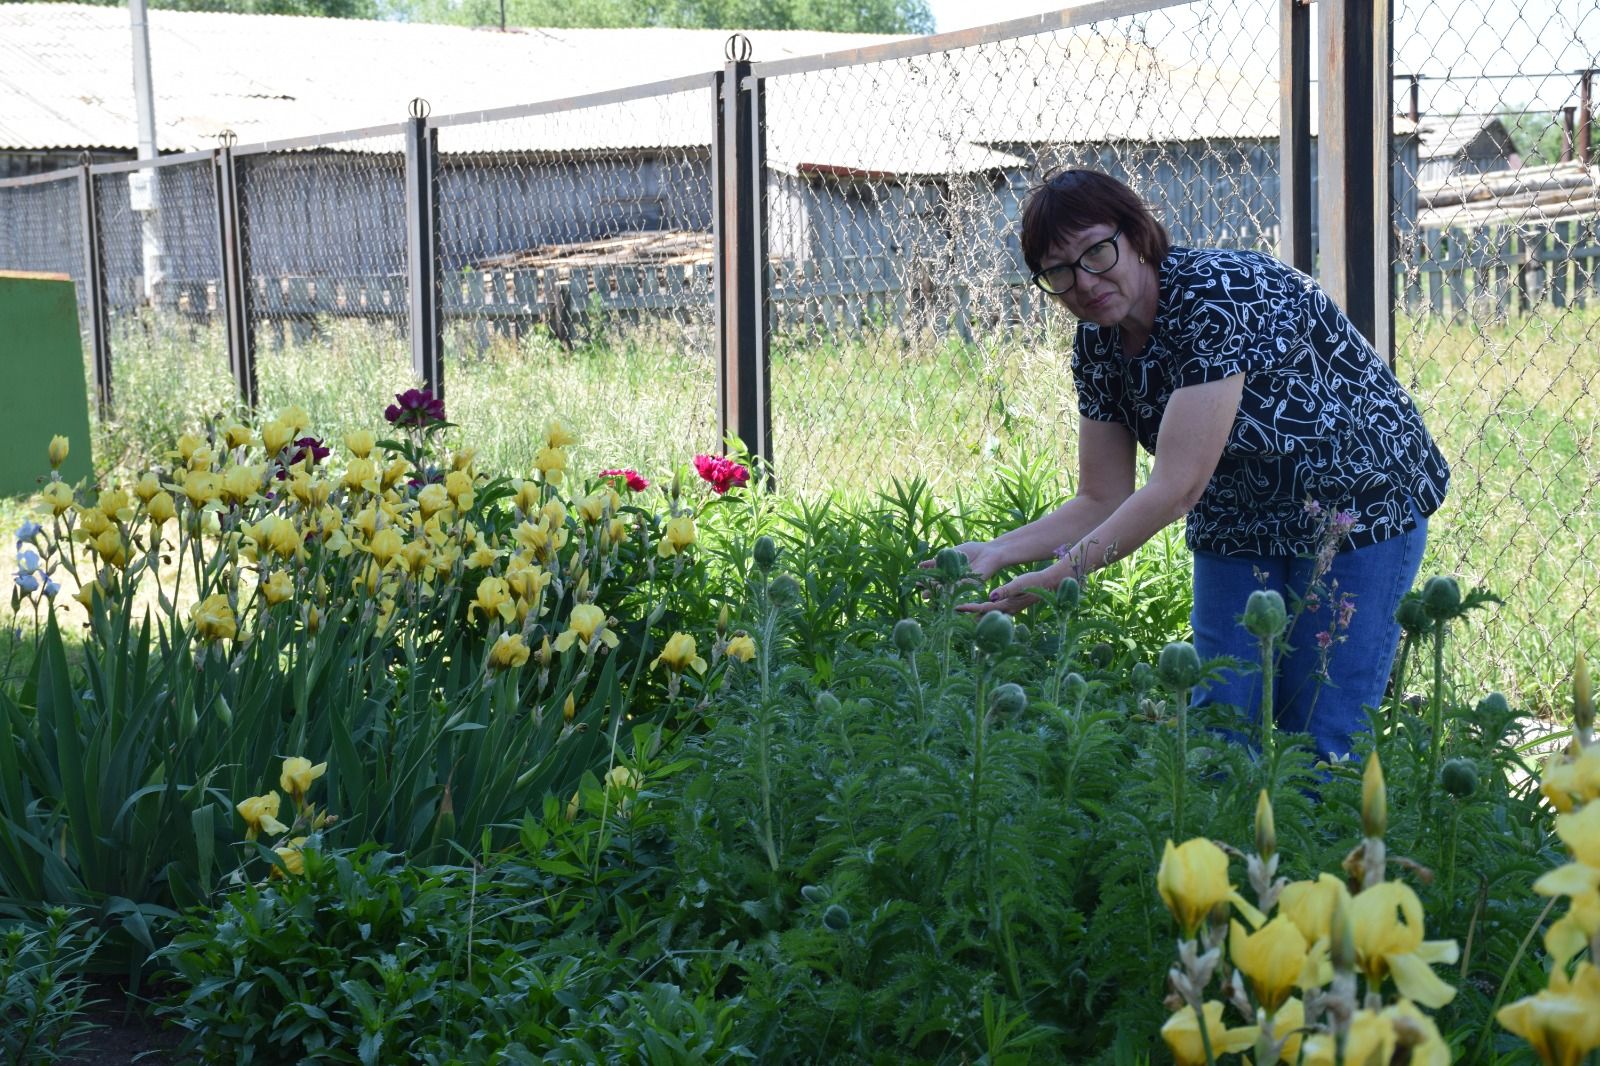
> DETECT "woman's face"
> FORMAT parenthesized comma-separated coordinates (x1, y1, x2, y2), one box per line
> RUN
(1040, 223, 1157, 329)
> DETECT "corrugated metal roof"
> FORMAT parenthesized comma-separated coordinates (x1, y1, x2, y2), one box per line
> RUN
(0, 4, 899, 153)
(1, 4, 1369, 178)
(1416, 114, 1517, 162)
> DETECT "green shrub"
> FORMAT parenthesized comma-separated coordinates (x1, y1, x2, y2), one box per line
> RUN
(0, 908, 101, 1065)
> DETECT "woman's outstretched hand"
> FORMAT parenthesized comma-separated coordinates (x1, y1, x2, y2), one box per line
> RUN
(956, 566, 1059, 615)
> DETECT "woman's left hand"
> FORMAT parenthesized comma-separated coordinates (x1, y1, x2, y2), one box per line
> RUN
(955, 567, 1061, 615)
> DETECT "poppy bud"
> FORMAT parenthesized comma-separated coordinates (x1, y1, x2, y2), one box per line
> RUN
(1440, 757, 1478, 798)
(1055, 577, 1081, 610)
(752, 535, 778, 571)
(974, 611, 1014, 653)
(1395, 595, 1431, 636)
(768, 574, 801, 606)
(989, 682, 1027, 716)
(1421, 575, 1462, 621)
(1062, 672, 1088, 704)
(935, 547, 968, 580)
(800, 884, 829, 904)
(1156, 641, 1202, 692)
(1130, 661, 1155, 693)
(814, 691, 841, 715)
(892, 618, 925, 654)
(822, 904, 851, 931)
(1242, 589, 1288, 641)
(1475, 691, 1510, 718)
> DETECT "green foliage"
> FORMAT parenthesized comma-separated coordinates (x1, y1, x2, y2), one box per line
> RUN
(378, 0, 932, 34)
(0, 908, 101, 1066)
(58, 0, 379, 18)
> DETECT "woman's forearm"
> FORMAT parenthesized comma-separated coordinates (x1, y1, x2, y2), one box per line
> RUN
(987, 494, 1125, 570)
(1052, 482, 1192, 581)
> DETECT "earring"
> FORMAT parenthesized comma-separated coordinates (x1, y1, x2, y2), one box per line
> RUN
(1138, 254, 1146, 264)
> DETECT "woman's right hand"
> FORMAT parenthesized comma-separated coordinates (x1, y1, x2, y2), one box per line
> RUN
(918, 540, 1006, 584)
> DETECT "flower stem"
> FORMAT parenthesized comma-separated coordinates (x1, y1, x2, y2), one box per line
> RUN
(1428, 619, 1448, 793)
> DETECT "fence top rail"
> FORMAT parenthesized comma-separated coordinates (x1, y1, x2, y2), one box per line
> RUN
(232, 120, 411, 157)
(91, 149, 217, 175)
(746, 0, 1194, 81)
(429, 72, 718, 129)
(0, 167, 84, 190)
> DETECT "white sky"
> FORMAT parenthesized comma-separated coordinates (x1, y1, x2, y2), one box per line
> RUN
(926, 0, 1599, 117)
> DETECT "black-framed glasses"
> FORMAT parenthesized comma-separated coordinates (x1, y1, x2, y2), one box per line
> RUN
(1031, 228, 1122, 295)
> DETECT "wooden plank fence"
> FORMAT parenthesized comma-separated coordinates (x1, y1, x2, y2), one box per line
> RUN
(150, 222, 1600, 349)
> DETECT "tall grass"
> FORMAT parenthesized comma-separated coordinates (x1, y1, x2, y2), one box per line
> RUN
(27, 303, 1600, 714)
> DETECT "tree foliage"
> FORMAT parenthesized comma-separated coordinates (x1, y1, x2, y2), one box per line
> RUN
(379, 0, 934, 35)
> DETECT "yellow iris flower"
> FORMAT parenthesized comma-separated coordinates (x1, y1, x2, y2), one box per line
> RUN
(553, 604, 619, 654)
(236, 792, 289, 840)
(652, 632, 707, 675)
(1348, 881, 1458, 1008)
(279, 756, 327, 806)
(488, 633, 531, 671)
(657, 514, 697, 558)
(1160, 1002, 1257, 1066)
(1229, 916, 1308, 1012)
(190, 594, 237, 642)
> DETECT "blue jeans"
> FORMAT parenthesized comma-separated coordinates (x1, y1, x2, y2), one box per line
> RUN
(1190, 513, 1429, 760)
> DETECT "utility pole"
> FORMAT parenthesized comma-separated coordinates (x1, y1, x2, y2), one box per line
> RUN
(129, 0, 163, 303)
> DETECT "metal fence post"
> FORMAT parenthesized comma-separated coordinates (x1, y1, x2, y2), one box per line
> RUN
(1278, 0, 1312, 274)
(77, 157, 113, 418)
(1316, 0, 1391, 362)
(214, 131, 258, 408)
(405, 99, 444, 398)
(714, 35, 773, 483)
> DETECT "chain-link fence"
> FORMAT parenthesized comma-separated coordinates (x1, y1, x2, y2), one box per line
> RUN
(0, 172, 87, 327)
(433, 82, 720, 473)
(757, 0, 1286, 492)
(1389, 0, 1599, 708)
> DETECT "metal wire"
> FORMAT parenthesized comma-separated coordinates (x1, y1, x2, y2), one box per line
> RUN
(0, 175, 87, 334)
(1392, 0, 1600, 700)
(759, 0, 1282, 493)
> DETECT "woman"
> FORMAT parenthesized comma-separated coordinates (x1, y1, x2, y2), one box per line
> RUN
(946, 169, 1449, 760)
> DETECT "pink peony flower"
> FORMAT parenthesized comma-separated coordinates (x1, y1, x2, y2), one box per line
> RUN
(600, 468, 650, 492)
(693, 454, 750, 495)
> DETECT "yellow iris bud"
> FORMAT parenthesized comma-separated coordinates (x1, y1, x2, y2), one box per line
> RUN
(47, 434, 69, 468)
(1157, 838, 1234, 938)
(133, 472, 161, 503)
(147, 490, 177, 527)
(1362, 751, 1387, 839)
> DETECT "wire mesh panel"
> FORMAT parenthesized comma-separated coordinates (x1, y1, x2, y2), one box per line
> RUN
(435, 84, 719, 479)
(757, 0, 1282, 494)
(1391, 0, 1600, 708)
(95, 161, 235, 442)
(237, 129, 413, 429)
(0, 175, 88, 335)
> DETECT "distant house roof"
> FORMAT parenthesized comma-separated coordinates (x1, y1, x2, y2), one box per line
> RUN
(1416, 114, 1519, 163)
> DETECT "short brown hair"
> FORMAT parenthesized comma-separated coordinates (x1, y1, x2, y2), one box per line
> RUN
(1019, 169, 1171, 274)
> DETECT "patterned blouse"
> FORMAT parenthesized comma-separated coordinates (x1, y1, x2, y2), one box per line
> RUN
(1072, 246, 1450, 557)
